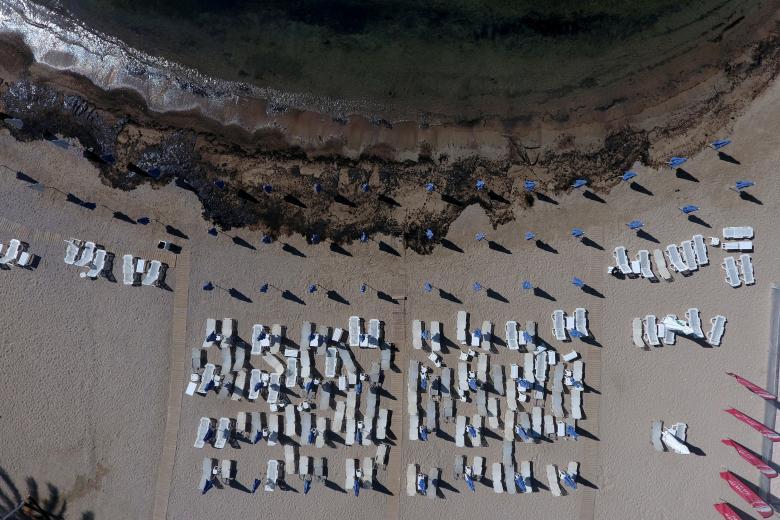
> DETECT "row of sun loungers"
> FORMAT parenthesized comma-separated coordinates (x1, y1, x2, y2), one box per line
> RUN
(722, 254, 754, 287)
(632, 311, 725, 347)
(551, 309, 589, 341)
(0, 238, 32, 267)
(614, 235, 708, 281)
(121, 253, 164, 286)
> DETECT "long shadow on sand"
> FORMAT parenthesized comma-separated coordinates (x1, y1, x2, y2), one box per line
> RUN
(629, 181, 653, 196)
(581, 237, 604, 250)
(326, 290, 350, 305)
(675, 168, 699, 182)
(488, 241, 511, 254)
(636, 229, 660, 243)
(229, 288, 252, 303)
(740, 191, 763, 205)
(378, 240, 401, 257)
(536, 240, 558, 254)
(533, 287, 556, 301)
(486, 288, 509, 303)
(282, 290, 306, 305)
(282, 243, 307, 257)
(439, 289, 462, 304)
(441, 239, 464, 253)
(687, 215, 711, 228)
(583, 190, 606, 203)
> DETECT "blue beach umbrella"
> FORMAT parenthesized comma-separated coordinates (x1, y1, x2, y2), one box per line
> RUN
(308, 429, 316, 444)
(622, 171, 637, 182)
(208, 227, 218, 236)
(571, 329, 584, 339)
(423, 282, 433, 293)
(518, 379, 531, 390)
(313, 182, 322, 193)
(354, 480, 360, 497)
(261, 234, 272, 244)
(521, 280, 533, 291)
(472, 328, 482, 340)
(709, 139, 731, 150)
(262, 184, 273, 193)
(472, 282, 482, 292)
(310, 233, 320, 244)
(359, 231, 368, 243)
(523, 180, 536, 191)
(524, 231, 536, 241)
(420, 375, 428, 391)
(303, 479, 311, 495)
(360, 183, 370, 193)
(475, 179, 486, 191)
(475, 232, 486, 241)
(417, 476, 427, 495)
(308, 284, 317, 294)
(572, 277, 585, 288)
(425, 182, 435, 193)
(627, 220, 644, 230)
(668, 157, 688, 169)
(214, 179, 226, 190)
(562, 473, 577, 490)
(465, 474, 476, 492)
(468, 377, 478, 392)
(425, 229, 434, 240)
(566, 425, 579, 439)
(259, 283, 269, 293)
(467, 424, 477, 438)
(734, 180, 755, 191)
(572, 178, 588, 189)
(419, 426, 428, 441)
(136, 216, 150, 225)
(252, 478, 262, 493)
(515, 473, 527, 493)
(571, 227, 584, 238)
(359, 283, 367, 294)
(202, 281, 214, 291)
(421, 330, 431, 340)
(679, 205, 699, 214)
(522, 331, 533, 344)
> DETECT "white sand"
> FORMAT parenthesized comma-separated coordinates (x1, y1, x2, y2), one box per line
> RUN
(2, 71, 780, 520)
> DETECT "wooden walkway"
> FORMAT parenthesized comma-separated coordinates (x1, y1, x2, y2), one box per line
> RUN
(151, 249, 191, 520)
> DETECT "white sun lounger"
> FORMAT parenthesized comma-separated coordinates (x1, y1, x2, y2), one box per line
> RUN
(519, 461, 532, 493)
(531, 407, 542, 438)
(316, 416, 327, 447)
(723, 226, 753, 239)
(652, 249, 672, 281)
(248, 369, 263, 400)
(231, 369, 246, 400)
(197, 363, 215, 394)
(492, 463, 504, 493)
(723, 241, 753, 252)
(284, 406, 297, 438)
(692, 234, 709, 265)
(368, 319, 381, 348)
(456, 311, 468, 344)
(481, 321, 493, 351)
(534, 352, 547, 383)
(376, 408, 388, 441)
(681, 241, 698, 271)
(407, 414, 418, 441)
(251, 324, 266, 355)
(199, 458, 214, 492)
(506, 376, 517, 410)
(738, 254, 755, 285)
(504, 410, 515, 441)
(250, 412, 263, 443)
(412, 320, 423, 350)
(505, 321, 519, 350)
(551, 310, 567, 341)
(202, 318, 218, 348)
(233, 345, 246, 372)
(265, 460, 279, 492)
(613, 246, 632, 275)
(220, 347, 232, 374)
(472, 457, 484, 479)
(544, 414, 555, 438)
(651, 420, 664, 452)
(83, 248, 106, 278)
(430, 321, 442, 352)
(637, 250, 655, 279)
(722, 256, 741, 288)
(491, 365, 504, 395)
(267, 414, 279, 445)
(686, 308, 704, 338)
(214, 417, 230, 449)
(406, 464, 418, 496)
(339, 347, 356, 375)
(267, 373, 280, 405)
(707, 315, 727, 346)
(487, 397, 499, 429)
(662, 314, 677, 345)
(122, 254, 134, 285)
(333, 400, 345, 433)
(73, 241, 95, 267)
(324, 347, 338, 378)
(284, 445, 296, 476)
(477, 352, 488, 382)
(573, 360, 583, 382)
(574, 308, 589, 337)
(348, 316, 360, 347)
(263, 353, 285, 375)
(284, 358, 298, 388)
(345, 458, 357, 490)
(570, 389, 583, 419)
(141, 259, 161, 286)
(665, 244, 689, 274)
(456, 415, 466, 448)
(523, 353, 536, 384)
(64, 239, 80, 265)
(194, 417, 211, 448)
(546, 465, 561, 496)
(644, 315, 660, 346)
(632, 317, 645, 347)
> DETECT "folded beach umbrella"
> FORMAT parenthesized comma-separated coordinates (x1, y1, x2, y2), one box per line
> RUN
(475, 179, 486, 191)
(668, 157, 688, 169)
(303, 479, 311, 495)
(721, 438, 778, 478)
(423, 282, 433, 293)
(359, 231, 368, 243)
(566, 425, 578, 439)
(419, 426, 428, 441)
(571, 277, 585, 288)
(514, 473, 527, 493)
(467, 425, 477, 438)
(626, 220, 644, 230)
(679, 205, 699, 214)
(621, 171, 637, 181)
(725, 408, 780, 441)
(726, 372, 777, 400)
(421, 330, 431, 340)
(713, 502, 742, 520)
(523, 180, 537, 191)
(425, 229, 434, 240)
(571, 227, 585, 238)
(719, 471, 773, 518)
(524, 231, 536, 241)
(561, 472, 577, 490)
(417, 475, 428, 495)
(354, 480, 360, 497)
(310, 233, 320, 244)
(522, 331, 533, 344)
(468, 377, 478, 392)
(734, 180, 755, 191)
(475, 232, 486, 241)
(472, 329, 482, 339)
(465, 474, 476, 492)
(252, 478, 262, 493)
(572, 178, 588, 189)
(262, 183, 273, 193)
(518, 379, 531, 390)
(571, 330, 584, 339)
(425, 182, 436, 193)
(710, 139, 731, 150)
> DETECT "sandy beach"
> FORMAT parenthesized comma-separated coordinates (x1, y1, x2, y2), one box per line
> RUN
(0, 65, 778, 519)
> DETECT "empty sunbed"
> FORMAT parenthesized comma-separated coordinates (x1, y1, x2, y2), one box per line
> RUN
(651, 420, 664, 452)
(574, 308, 589, 337)
(738, 254, 754, 285)
(707, 315, 727, 347)
(723, 226, 753, 239)
(456, 415, 466, 448)
(722, 240, 753, 252)
(74, 241, 95, 267)
(64, 239, 80, 265)
(265, 460, 279, 492)
(122, 254, 134, 285)
(456, 311, 468, 344)
(551, 310, 567, 341)
(431, 321, 442, 352)
(412, 320, 423, 350)
(214, 417, 230, 449)
(722, 256, 741, 288)
(638, 250, 655, 279)
(199, 458, 214, 492)
(197, 363, 215, 394)
(692, 234, 709, 265)
(231, 369, 246, 400)
(194, 417, 211, 448)
(492, 463, 504, 493)
(686, 308, 704, 339)
(643, 315, 660, 346)
(632, 318, 644, 347)
(233, 345, 246, 371)
(142, 260, 161, 286)
(665, 244, 689, 274)
(519, 461, 532, 493)
(662, 314, 677, 345)
(368, 319, 381, 348)
(546, 465, 562, 497)
(681, 241, 698, 271)
(481, 321, 493, 351)
(406, 464, 418, 496)
(613, 246, 632, 275)
(653, 249, 672, 281)
(505, 321, 519, 350)
(348, 316, 360, 347)
(83, 248, 106, 278)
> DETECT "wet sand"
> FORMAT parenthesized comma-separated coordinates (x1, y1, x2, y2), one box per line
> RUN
(0, 66, 779, 519)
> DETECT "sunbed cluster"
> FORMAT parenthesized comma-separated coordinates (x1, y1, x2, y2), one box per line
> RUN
(189, 317, 393, 495)
(551, 308, 590, 341)
(721, 226, 755, 288)
(64, 238, 108, 278)
(611, 233, 709, 281)
(122, 254, 165, 287)
(650, 420, 691, 454)
(631, 309, 726, 348)
(0, 238, 33, 268)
